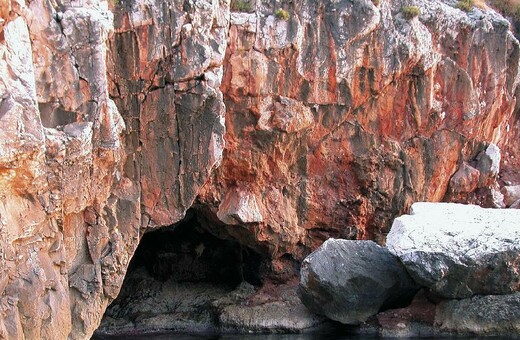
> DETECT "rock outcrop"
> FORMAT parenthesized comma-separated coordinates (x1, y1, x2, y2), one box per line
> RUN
(359, 290, 520, 337)
(98, 267, 325, 335)
(387, 202, 520, 298)
(435, 292, 520, 335)
(197, 0, 520, 263)
(0, 0, 520, 338)
(502, 184, 520, 206)
(0, 1, 131, 338)
(299, 239, 418, 324)
(1, 0, 226, 338)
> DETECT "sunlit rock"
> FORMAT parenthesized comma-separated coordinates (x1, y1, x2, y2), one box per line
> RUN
(388, 202, 520, 298)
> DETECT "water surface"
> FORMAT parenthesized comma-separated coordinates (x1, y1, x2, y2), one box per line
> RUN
(93, 332, 514, 340)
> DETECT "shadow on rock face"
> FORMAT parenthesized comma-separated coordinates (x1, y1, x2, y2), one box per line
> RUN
(96, 210, 298, 335)
(129, 210, 267, 288)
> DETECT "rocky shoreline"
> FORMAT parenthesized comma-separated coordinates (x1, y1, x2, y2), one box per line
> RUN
(301, 203, 520, 337)
(95, 272, 332, 336)
(96, 203, 520, 338)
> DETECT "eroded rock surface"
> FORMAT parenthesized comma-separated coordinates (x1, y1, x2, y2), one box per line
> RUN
(1, 0, 226, 338)
(435, 292, 520, 335)
(358, 290, 520, 337)
(0, 0, 520, 338)
(197, 0, 520, 266)
(0, 1, 131, 338)
(299, 239, 418, 324)
(502, 184, 520, 206)
(387, 202, 520, 298)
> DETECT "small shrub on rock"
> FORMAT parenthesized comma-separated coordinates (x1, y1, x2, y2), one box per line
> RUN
(457, 0, 474, 12)
(402, 5, 421, 19)
(488, 0, 520, 20)
(275, 8, 290, 20)
(231, 0, 253, 12)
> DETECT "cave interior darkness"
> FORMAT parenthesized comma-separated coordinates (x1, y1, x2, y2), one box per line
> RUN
(124, 209, 267, 288)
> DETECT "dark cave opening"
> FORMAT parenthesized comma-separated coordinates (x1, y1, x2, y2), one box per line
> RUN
(129, 210, 266, 288)
(97, 210, 272, 335)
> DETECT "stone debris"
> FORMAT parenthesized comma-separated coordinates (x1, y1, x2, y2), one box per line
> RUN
(448, 162, 480, 195)
(502, 185, 520, 207)
(477, 143, 501, 187)
(303, 204, 520, 337)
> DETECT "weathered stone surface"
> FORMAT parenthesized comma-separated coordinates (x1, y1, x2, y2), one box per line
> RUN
(387, 202, 520, 298)
(299, 239, 418, 324)
(359, 291, 520, 337)
(217, 188, 263, 225)
(0, 0, 226, 338)
(446, 162, 480, 198)
(198, 0, 520, 264)
(435, 293, 520, 335)
(502, 185, 520, 206)
(97, 268, 325, 335)
(216, 281, 326, 333)
(1, 0, 520, 338)
(109, 0, 227, 229)
(370, 290, 438, 338)
(0, 1, 131, 339)
(476, 143, 501, 186)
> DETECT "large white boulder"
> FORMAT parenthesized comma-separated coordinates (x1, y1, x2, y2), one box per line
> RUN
(387, 202, 520, 298)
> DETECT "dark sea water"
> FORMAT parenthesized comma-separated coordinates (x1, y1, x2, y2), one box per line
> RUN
(93, 333, 516, 340)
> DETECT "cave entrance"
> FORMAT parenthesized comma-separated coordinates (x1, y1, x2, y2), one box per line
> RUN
(129, 210, 264, 287)
(97, 209, 266, 335)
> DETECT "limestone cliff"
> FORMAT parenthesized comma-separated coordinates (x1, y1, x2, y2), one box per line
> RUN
(0, 0, 518, 338)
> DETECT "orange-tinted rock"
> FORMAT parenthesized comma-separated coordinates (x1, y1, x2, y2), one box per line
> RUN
(199, 0, 520, 263)
(446, 162, 480, 198)
(0, 0, 519, 338)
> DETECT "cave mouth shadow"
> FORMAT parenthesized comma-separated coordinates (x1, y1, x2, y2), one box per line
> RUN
(128, 210, 265, 288)
(96, 209, 270, 335)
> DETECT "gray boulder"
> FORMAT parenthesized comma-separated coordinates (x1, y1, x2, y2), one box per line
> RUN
(387, 202, 520, 298)
(436, 293, 520, 335)
(299, 239, 418, 324)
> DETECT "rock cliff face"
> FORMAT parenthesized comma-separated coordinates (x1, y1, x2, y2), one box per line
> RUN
(198, 0, 520, 268)
(0, 0, 519, 338)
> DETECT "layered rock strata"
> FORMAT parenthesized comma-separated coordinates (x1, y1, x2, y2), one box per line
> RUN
(0, 0, 519, 338)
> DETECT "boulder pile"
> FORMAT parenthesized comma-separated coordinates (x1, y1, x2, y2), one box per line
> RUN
(299, 202, 520, 336)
